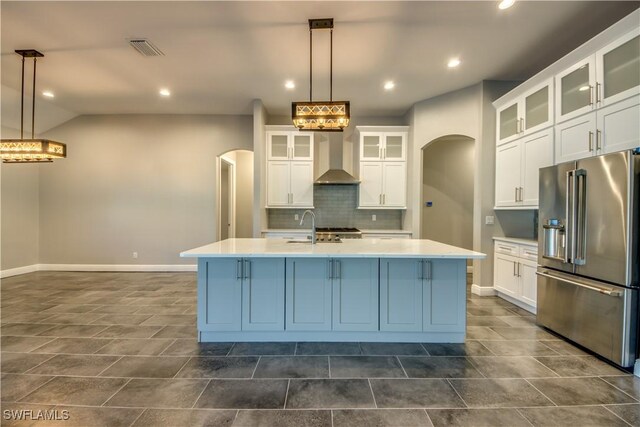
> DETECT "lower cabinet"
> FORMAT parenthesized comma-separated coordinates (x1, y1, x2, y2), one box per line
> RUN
(286, 258, 332, 331)
(493, 240, 538, 312)
(198, 257, 285, 332)
(380, 259, 466, 333)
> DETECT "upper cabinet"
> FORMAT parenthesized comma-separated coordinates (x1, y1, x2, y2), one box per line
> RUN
(266, 127, 314, 208)
(359, 131, 406, 161)
(356, 127, 408, 209)
(497, 79, 554, 145)
(556, 28, 640, 123)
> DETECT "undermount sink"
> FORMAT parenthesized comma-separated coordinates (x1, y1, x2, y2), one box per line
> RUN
(286, 239, 342, 244)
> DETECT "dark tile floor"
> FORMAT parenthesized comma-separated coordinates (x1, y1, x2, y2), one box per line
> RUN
(1, 271, 639, 426)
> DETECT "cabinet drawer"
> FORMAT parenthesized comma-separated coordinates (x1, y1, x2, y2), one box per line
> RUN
(519, 245, 539, 261)
(494, 241, 519, 256)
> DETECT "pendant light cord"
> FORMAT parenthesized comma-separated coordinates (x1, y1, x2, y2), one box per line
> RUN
(32, 57, 37, 139)
(309, 27, 313, 102)
(330, 28, 333, 102)
(20, 56, 25, 139)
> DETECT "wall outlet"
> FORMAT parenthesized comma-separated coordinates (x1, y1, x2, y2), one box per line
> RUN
(372, 214, 376, 221)
(485, 216, 495, 225)
(294, 214, 299, 221)
(132, 252, 138, 259)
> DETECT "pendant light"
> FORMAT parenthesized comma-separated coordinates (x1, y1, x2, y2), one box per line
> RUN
(292, 18, 350, 132)
(0, 49, 67, 163)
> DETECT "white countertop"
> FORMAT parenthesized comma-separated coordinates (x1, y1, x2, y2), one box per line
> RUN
(262, 229, 412, 234)
(493, 236, 538, 246)
(181, 238, 485, 259)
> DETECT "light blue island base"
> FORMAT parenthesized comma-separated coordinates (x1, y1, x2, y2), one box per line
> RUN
(195, 256, 469, 343)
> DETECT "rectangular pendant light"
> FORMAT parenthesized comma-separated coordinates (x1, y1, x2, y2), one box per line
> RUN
(0, 139, 67, 163)
(292, 101, 350, 131)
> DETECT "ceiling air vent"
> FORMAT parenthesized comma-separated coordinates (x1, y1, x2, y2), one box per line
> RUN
(128, 39, 164, 57)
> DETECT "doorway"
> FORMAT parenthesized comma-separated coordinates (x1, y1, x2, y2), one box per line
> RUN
(421, 135, 475, 251)
(217, 150, 254, 240)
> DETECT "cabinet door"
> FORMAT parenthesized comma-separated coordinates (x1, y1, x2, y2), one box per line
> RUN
(519, 260, 538, 309)
(359, 162, 383, 207)
(597, 96, 640, 155)
(380, 259, 423, 332)
(290, 161, 314, 207)
(596, 29, 640, 108)
(267, 132, 290, 160)
(242, 258, 285, 331)
(494, 253, 519, 298)
(521, 129, 553, 207)
(497, 102, 520, 144)
(555, 56, 596, 123)
(267, 161, 291, 207)
(292, 133, 313, 160)
(383, 133, 406, 161)
(495, 141, 522, 207)
(332, 258, 379, 332)
(523, 79, 554, 135)
(286, 258, 332, 331)
(361, 133, 383, 160)
(554, 112, 596, 163)
(382, 162, 406, 207)
(199, 258, 242, 331)
(423, 260, 466, 332)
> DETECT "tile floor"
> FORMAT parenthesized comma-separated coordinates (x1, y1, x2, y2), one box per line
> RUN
(1, 271, 639, 426)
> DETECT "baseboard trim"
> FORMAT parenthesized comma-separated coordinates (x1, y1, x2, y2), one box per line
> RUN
(495, 291, 536, 314)
(1, 264, 196, 278)
(0, 264, 39, 279)
(471, 284, 496, 297)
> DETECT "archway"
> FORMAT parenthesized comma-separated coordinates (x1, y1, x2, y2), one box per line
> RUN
(420, 135, 475, 253)
(217, 149, 254, 240)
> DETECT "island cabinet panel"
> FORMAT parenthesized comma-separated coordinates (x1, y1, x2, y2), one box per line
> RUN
(423, 259, 466, 332)
(199, 258, 242, 331)
(242, 258, 285, 331)
(380, 259, 423, 332)
(285, 258, 332, 331)
(332, 258, 379, 332)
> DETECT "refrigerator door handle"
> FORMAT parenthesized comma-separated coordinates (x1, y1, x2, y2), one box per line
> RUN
(536, 271, 621, 297)
(574, 169, 587, 266)
(566, 169, 576, 264)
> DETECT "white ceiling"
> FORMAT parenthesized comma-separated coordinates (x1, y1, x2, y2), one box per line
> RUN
(1, 1, 638, 130)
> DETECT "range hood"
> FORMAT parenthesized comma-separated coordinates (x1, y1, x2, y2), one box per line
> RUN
(314, 132, 359, 185)
(315, 169, 359, 185)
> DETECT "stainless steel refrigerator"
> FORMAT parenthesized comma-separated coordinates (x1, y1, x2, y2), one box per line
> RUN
(537, 150, 639, 367)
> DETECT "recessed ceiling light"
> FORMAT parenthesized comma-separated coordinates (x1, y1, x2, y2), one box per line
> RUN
(42, 91, 54, 98)
(384, 81, 395, 90)
(498, 0, 515, 10)
(447, 58, 461, 68)
(579, 85, 591, 92)
(285, 80, 295, 90)
(159, 88, 171, 97)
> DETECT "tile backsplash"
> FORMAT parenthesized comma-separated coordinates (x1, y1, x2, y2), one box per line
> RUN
(267, 185, 403, 230)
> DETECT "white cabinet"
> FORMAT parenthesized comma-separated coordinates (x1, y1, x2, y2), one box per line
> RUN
(266, 127, 314, 208)
(493, 239, 538, 313)
(556, 28, 639, 124)
(356, 126, 408, 209)
(359, 161, 406, 208)
(495, 129, 553, 208)
(496, 79, 554, 145)
(556, 96, 640, 163)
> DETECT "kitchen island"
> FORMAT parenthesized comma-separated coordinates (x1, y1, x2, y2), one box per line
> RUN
(181, 238, 485, 343)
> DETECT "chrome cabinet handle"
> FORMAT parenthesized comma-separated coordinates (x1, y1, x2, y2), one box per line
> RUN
(383, 194, 386, 205)
(519, 187, 524, 202)
(596, 129, 602, 151)
(328, 259, 333, 279)
(589, 85, 594, 106)
(379, 194, 382, 205)
(517, 262, 521, 277)
(515, 187, 518, 202)
(519, 118, 525, 133)
(588, 131, 594, 151)
(417, 260, 423, 280)
(513, 261, 516, 276)
(595, 82, 601, 104)
(236, 259, 243, 280)
(243, 260, 251, 279)
(335, 260, 341, 279)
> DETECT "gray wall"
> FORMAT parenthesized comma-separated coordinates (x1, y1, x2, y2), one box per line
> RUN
(221, 150, 254, 238)
(38, 114, 252, 265)
(422, 136, 474, 250)
(1, 127, 40, 270)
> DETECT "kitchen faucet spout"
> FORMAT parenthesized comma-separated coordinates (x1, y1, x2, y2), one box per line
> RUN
(300, 210, 316, 244)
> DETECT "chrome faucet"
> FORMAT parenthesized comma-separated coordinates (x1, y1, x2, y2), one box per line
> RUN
(300, 210, 316, 244)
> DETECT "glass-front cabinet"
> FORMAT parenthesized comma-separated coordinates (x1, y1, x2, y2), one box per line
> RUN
(556, 57, 597, 123)
(359, 131, 406, 161)
(596, 28, 640, 108)
(267, 130, 313, 161)
(496, 78, 553, 145)
(361, 134, 382, 160)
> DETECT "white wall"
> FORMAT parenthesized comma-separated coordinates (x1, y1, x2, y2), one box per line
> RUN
(1, 127, 40, 270)
(36, 114, 252, 265)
